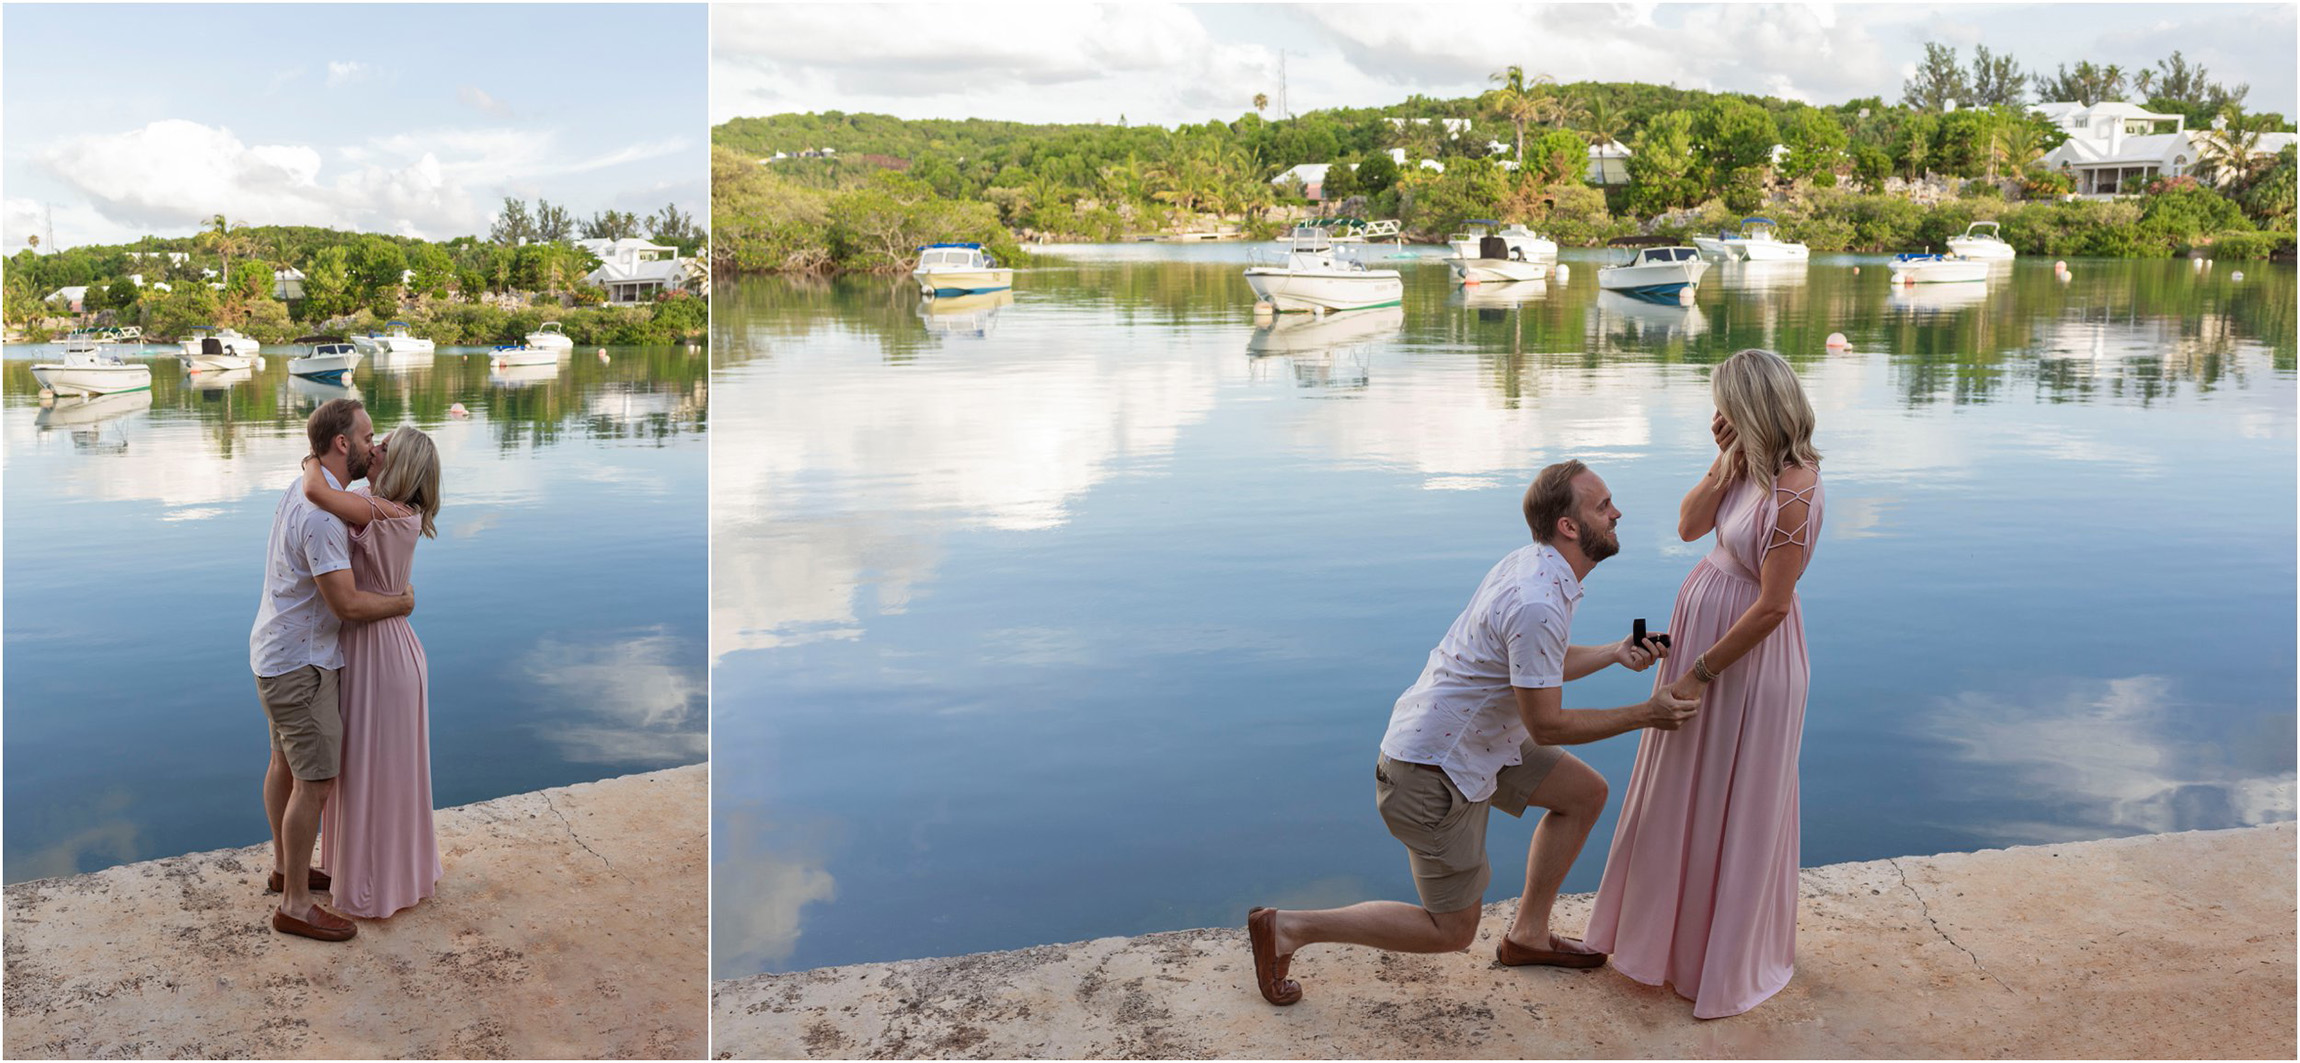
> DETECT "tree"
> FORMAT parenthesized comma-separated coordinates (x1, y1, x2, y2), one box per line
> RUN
(2142, 50, 2252, 128)
(535, 199, 575, 243)
(298, 246, 356, 321)
(580, 209, 641, 240)
(2033, 61, 2127, 106)
(2237, 143, 2296, 228)
(1625, 110, 1701, 214)
(489, 197, 536, 245)
(1903, 42, 1973, 110)
(1525, 129, 1585, 186)
(1355, 151, 1400, 197)
(1318, 158, 1360, 203)
(347, 235, 408, 309)
(1253, 93, 1269, 116)
(1968, 45, 2027, 107)
(1482, 66, 1551, 169)
(1577, 93, 1629, 152)
(406, 242, 455, 299)
(1992, 121, 2048, 181)
(1690, 97, 1780, 189)
(647, 203, 700, 247)
(1778, 107, 1848, 185)
(1895, 112, 1940, 179)
(2193, 107, 2277, 189)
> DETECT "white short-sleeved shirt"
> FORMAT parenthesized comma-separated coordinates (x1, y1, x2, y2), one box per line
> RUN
(249, 468, 353, 677)
(1379, 542, 1584, 802)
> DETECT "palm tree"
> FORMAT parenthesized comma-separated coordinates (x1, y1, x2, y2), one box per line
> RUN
(1254, 93, 1269, 116)
(1483, 66, 1552, 169)
(1538, 87, 1587, 133)
(1992, 123, 2046, 185)
(197, 215, 255, 293)
(2193, 108, 2273, 188)
(1578, 94, 1628, 150)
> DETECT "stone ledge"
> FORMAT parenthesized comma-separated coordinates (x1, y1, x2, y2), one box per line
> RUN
(713, 822, 2295, 1059)
(5, 763, 707, 1059)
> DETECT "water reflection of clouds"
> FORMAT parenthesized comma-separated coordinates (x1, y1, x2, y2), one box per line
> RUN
(1923, 674, 2296, 843)
(5, 790, 141, 882)
(712, 804, 838, 979)
(714, 329, 1220, 662)
(524, 626, 706, 766)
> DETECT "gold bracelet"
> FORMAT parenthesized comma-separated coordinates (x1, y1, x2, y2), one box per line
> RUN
(1692, 654, 1718, 683)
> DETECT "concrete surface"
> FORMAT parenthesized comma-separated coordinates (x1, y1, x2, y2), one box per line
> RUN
(5, 764, 707, 1059)
(714, 822, 2295, 1059)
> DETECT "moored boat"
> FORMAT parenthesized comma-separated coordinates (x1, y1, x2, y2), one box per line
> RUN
(1596, 237, 1709, 302)
(911, 243, 1014, 297)
(1243, 227, 1404, 313)
(1446, 220, 1557, 263)
(178, 325, 260, 359)
(1889, 253, 1991, 284)
(289, 339, 362, 382)
(1946, 221, 2017, 260)
(490, 344, 558, 367)
(525, 321, 575, 350)
(32, 347, 153, 396)
(351, 321, 437, 358)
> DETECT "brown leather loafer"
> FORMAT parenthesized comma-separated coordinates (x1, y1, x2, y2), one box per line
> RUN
(1247, 907, 1303, 1005)
(266, 868, 332, 894)
(272, 905, 357, 942)
(1497, 932, 1607, 969)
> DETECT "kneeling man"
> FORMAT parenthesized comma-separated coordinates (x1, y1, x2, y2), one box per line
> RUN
(1248, 460, 1694, 1005)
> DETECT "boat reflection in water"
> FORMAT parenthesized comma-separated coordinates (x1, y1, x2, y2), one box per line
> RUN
(1714, 258, 1812, 293)
(184, 367, 256, 393)
(1451, 279, 1550, 313)
(1245, 304, 1401, 390)
(489, 362, 563, 389)
(287, 375, 363, 407)
(34, 389, 154, 451)
(1594, 289, 1710, 345)
(1887, 279, 1992, 314)
(915, 289, 1014, 339)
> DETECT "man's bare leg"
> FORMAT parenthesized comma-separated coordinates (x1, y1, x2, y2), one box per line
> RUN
(265, 750, 293, 874)
(1272, 900, 1481, 958)
(278, 777, 333, 920)
(1503, 755, 1608, 952)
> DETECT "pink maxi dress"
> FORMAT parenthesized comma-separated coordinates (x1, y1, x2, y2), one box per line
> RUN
(320, 494, 440, 918)
(1585, 471, 1822, 1019)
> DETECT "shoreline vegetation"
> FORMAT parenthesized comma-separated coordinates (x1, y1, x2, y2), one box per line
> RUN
(3, 200, 707, 347)
(711, 46, 2295, 277)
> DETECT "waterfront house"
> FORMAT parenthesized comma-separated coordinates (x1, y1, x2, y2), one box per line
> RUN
(273, 267, 306, 301)
(1587, 140, 1633, 185)
(44, 286, 88, 313)
(577, 237, 696, 305)
(2033, 100, 2299, 196)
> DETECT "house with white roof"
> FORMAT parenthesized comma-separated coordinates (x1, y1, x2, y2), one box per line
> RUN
(2033, 100, 2299, 196)
(274, 267, 306, 301)
(45, 286, 88, 313)
(1587, 140, 1633, 185)
(576, 237, 697, 305)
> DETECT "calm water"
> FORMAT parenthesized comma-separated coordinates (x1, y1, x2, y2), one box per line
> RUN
(712, 247, 2296, 978)
(3, 344, 708, 883)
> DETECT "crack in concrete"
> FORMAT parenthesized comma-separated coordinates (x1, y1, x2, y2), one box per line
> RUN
(542, 792, 628, 882)
(1889, 857, 2011, 995)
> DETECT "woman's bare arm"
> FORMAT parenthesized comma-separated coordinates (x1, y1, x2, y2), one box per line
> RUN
(301, 458, 410, 529)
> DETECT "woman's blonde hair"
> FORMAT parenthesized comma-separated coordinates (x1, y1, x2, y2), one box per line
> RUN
(1714, 349, 1821, 489)
(370, 425, 442, 539)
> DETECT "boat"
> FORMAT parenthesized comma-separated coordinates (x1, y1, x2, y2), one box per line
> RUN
(911, 243, 1014, 297)
(177, 325, 259, 359)
(180, 332, 257, 373)
(1888, 253, 1990, 284)
(490, 344, 559, 367)
(1446, 220, 1557, 263)
(1697, 217, 1809, 261)
(525, 321, 575, 350)
(288, 339, 362, 382)
(1946, 221, 2017, 260)
(31, 347, 153, 396)
(1596, 237, 1710, 303)
(1450, 230, 1552, 284)
(350, 321, 437, 358)
(1243, 227, 1404, 313)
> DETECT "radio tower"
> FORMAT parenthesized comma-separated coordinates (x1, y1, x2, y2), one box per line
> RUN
(1278, 50, 1290, 119)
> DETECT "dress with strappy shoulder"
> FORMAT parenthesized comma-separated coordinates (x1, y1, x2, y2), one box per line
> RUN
(318, 490, 440, 918)
(1584, 469, 1822, 1018)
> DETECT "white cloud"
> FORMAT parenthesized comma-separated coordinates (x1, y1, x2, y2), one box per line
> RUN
(525, 627, 707, 766)
(457, 85, 513, 117)
(325, 60, 374, 88)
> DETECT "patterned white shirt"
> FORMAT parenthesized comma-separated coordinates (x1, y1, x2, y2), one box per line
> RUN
(1379, 541, 1583, 802)
(249, 468, 353, 677)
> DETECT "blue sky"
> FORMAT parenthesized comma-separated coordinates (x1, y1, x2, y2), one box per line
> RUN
(4, 3, 706, 250)
(713, 2, 2298, 128)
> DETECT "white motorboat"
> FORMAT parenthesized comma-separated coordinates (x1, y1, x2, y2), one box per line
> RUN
(351, 320, 437, 358)
(525, 321, 576, 350)
(289, 341, 362, 382)
(1946, 221, 2017, 260)
(1244, 228, 1404, 313)
(1446, 220, 1557, 263)
(1703, 217, 1809, 261)
(490, 344, 559, 367)
(179, 331, 258, 373)
(1889, 253, 1991, 284)
(911, 242, 1014, 297)
(32, 347, 153, 396)
(1596, 239, 1710, 303)
(178, 325, 260, 359)
(916, 290, 1014, 339)
(1449, 228, 1552, 283)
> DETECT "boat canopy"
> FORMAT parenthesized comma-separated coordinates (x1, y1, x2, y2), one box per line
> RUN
(1742, 217, 1778, 226)
(291, 334, 349, 344)
(1608, 235, 1681, 247)
(388, 320, 410, 327)
(917, 242, 983, 250)
(1461, 219, 1501, 226)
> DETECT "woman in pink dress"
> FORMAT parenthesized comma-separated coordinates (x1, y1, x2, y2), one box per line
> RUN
(1584, 348, 1823, 1018)
(303, 425, 444, 919)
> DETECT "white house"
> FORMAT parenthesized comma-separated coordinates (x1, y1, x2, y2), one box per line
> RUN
(1269, 162, 1335, 200)
(44, 286, 88, 312)
(577, 237, 696, 305)
(274, 267, 307, 301)
(2033, 100, 2298, 196)
(1587, 140, 1633, 185)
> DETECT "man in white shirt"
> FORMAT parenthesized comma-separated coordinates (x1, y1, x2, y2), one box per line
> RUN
(249, 398, 413, 942)
(1247, 460, 1697, 1005)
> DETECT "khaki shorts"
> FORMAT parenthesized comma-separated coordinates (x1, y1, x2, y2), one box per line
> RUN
(255, 666, 341, 782)
(1375, 738, 1566, 914)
